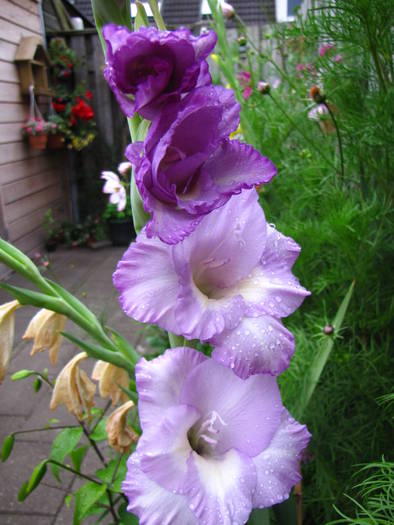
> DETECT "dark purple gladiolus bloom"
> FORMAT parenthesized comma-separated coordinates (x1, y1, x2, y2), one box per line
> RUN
(103, 24, 217, 119)
(126, 86, 277, 244)
(122, 346, 310, 525)
(113, 190, 310, 378)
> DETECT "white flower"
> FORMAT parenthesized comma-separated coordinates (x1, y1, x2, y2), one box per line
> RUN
(101, 171, 127, 211)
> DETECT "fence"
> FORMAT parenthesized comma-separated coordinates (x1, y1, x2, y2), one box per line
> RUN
(47, 29, 130, 221)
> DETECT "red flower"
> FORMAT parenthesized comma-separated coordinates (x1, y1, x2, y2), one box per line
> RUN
(53, 100, 66, 113)
(71, 99, 95, 120)
(85, 90, 93, 100)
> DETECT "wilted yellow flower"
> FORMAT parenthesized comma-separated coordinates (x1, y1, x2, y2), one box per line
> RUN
(106, 400, 138, 453)
(23, 309, 67, 365)
(92, 360, 129, 406)
(50, 352, 96, 420)
(0, 300, 20, 384)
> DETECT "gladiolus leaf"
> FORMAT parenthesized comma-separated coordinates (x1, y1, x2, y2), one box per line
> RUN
(11, 369, 36, 381)
(73, 481, 107, 525)
(62, 332, 133, 373)
(0, 283, 66, 313)
(50, 427, 83, 481)
(134, 1, 149, 30)
(147, 0, 166, 30)
(1, 434, 14, 462)
(26, 460, 48, 494)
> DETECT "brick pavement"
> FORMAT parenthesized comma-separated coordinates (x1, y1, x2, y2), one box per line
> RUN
(0, 246, 146, 524)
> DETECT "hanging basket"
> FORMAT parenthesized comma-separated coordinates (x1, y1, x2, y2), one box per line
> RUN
(47, 134, 64, 149)
(29, 134, 47, 150)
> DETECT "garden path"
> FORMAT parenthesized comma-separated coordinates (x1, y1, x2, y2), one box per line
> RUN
(0, 246, 144, 524)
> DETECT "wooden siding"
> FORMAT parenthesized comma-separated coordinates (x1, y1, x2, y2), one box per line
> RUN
(0, 0, 69, 278)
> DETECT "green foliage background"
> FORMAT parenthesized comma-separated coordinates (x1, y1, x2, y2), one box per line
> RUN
(211, 0, 393, 522)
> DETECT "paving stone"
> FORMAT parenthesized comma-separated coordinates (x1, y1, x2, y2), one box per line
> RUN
(0, 415, 26, 444)
(0, 441, 72, 515)
(0, 248, 135, 523)
(0, 513, 54, 524)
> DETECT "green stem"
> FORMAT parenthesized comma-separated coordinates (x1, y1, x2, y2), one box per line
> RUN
(323, 101, 344, 181)
(48, 459, 101, 485)
(12, 425, 79, 436)
(147, 0, 166, 30)
(267, 93, 335, 169)
(81, 423, 107, 466)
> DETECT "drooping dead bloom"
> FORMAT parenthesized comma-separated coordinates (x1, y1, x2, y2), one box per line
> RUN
(50, 352, 96, 420)
(0, 300, 20, 384)
(23, 309, 67, 365)
(106, 400, 138, 453)
(92, 360, 130, 406)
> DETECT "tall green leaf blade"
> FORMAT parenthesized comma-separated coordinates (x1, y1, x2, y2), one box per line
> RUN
(135, 1, 149, 29)
(297, 280, 356, 419)
(0, 283, 66, 313)
(62, 332, 133, 373)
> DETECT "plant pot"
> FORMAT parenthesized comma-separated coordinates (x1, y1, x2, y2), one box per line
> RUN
(45, 239, 57, 252)
(47, 134, 64, 149)
(29, 134, 48, 150)
(108, 218, 135, 246)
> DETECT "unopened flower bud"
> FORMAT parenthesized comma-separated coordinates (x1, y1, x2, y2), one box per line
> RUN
(92, 360, 129, 406)
(106, 400, 139, 453)
(0, 300, 20, 384)
(323, 324, 334, 335)
(50, 352, 96, 420)
(23, 309, 67, 365)
(221, 1, 235, 19)
(258, 81, 271, 95)
(309, 85, 325, 103)
(237, 35, 247, 46)
(117, 161, 132, 176)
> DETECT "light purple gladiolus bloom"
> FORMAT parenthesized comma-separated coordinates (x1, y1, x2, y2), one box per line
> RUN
(123, 346, 310, 524)
(114, 190, 310, 378)
(103, 25, 217, 119)
(126, 86, 277, 244)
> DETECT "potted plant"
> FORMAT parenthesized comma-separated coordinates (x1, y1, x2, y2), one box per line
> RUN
(49, 37, 78, 81)
(21, 119, 50, 150)
(42, 209, 58, 252)
(50, 89, 96, 150)
(101, 163, 135, 246)
(46, 120, 64, 149)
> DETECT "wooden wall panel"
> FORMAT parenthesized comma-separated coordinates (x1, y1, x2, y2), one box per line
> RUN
(0, 0, 70, 279)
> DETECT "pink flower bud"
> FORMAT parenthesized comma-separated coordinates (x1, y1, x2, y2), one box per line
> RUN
(221, 1, 235, 18)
